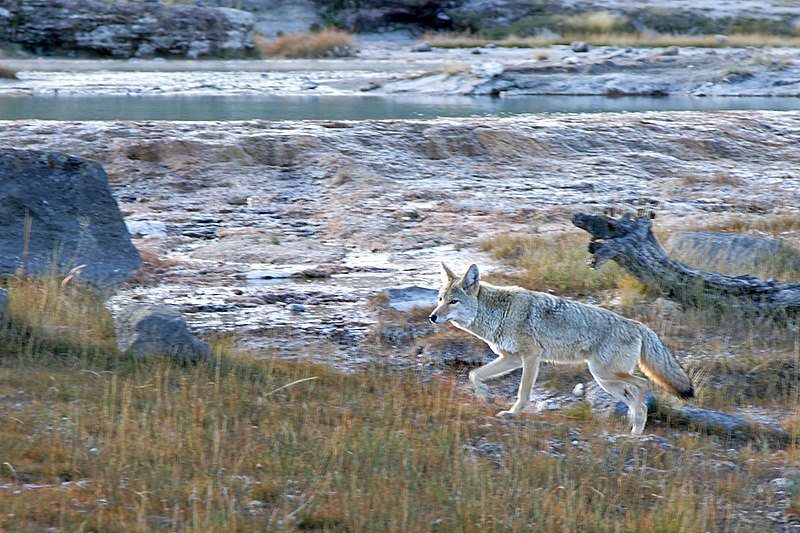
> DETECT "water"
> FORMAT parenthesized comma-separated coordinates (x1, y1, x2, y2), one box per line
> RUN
(1, 94, 799, 121)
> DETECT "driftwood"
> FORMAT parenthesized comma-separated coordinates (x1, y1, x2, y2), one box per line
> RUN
(571, 213, 800, 320)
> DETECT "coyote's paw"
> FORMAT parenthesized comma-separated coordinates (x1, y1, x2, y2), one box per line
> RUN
(495, 410, 518, 419)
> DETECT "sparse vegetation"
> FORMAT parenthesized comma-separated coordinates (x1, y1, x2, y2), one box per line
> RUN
(679, 171, 745, 187)
(697, 214, 800, 237)
(423, 30, 800, 50)
(480, 231, 625, 296)
(561, 11, 628, 35)
(0, 60, 17, 80)
(255, 28, 354, 59)
(1, 273, 799, 531)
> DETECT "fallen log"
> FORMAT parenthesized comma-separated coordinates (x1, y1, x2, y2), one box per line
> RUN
(571, 213, 800, 320)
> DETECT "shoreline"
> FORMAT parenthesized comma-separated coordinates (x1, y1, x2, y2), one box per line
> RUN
(2, 43, 800, 98)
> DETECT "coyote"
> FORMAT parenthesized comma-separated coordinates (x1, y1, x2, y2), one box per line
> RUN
(429, 263, 694, 435)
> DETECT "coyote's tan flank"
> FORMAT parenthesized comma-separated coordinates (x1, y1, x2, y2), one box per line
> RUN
(429, 263, 693, 435)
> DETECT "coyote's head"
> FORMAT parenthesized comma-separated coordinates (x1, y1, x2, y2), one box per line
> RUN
(429, 263, 480, 326)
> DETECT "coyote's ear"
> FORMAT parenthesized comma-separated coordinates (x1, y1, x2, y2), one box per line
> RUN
(460, 264, 480, 293)
(440, 262, 456, 284)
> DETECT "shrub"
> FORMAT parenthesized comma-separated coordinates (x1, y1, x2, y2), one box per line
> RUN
(256, 28, 354, 58)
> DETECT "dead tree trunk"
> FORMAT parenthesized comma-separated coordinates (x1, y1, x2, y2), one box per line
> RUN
(571, 213, 800, 320)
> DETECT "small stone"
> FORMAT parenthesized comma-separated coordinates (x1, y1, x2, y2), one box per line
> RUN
(412, 42, 432, 53)
(89, 447, 100, 456)
(536, 400, 561, 411)
(301, 81, 318, 90)
(225, 195, 250, 206)
(471, 48, 483, 55)
(360, 81, 382, 92)
(287, 303, 306, 312)
(661, 45, 680, 56)
(572, 383, 585, 397)
(715, 34, 731, 45)
(769, 478, 796, 491)
(570, 41, 589, 53)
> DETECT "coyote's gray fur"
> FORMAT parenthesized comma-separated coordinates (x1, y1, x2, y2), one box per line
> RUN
(429, 263, 694, 435)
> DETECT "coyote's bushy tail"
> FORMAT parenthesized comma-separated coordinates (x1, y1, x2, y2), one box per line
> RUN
(638, 326, 694, 399)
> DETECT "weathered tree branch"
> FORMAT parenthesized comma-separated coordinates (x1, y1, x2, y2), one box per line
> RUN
(571, 213, 800, 320)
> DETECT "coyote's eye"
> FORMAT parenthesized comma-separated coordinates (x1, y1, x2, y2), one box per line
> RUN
(438, 296, 442, 302)
(449, 299, 459, 305)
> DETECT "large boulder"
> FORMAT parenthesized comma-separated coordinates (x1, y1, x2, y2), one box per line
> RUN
(664, 232, 800, 277)
(0, 149, 141, 286)
(114, 304, 211, 363)
(0, 0, 254, 59)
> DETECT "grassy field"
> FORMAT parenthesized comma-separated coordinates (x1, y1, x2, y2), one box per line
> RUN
(1, 236, 799, 531)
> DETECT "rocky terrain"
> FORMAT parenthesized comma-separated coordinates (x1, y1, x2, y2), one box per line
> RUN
(1, 111, 797, 369)
(0, 0, 255, 59)
(4, 0, 800, 60)
(3, 40, 800, 98)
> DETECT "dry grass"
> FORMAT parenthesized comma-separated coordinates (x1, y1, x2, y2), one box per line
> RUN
(424, 30, 800, 49)
(4, 270, 116, 354)
(562, 11, 627, 35)
(0, 64, 17, 79)
(690, 355, 799, 410)
(679, 172, 745, 187)
(256, 29, 353, 59)
(1, 273, 798, 530)
(480, 231, 624, 296)
(697, 214, 800, 237)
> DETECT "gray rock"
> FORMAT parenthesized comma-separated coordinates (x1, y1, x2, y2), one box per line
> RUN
(0, 149, 141, 286)
(570, 41, 589, 53)
(412, 42, 432, 53)
(661, 45, 680, 56)
(385, 285, 438, 312)
(114, 304, 211, 363)
(675, 406, 750, 433)
(585, 381, 657, 419)
(0, 0, 254, 59)
(652, 297, 685, 320)
(769, 477, 796, 492)
(664, 232, 800, 276)
(286, 303, 306, 312)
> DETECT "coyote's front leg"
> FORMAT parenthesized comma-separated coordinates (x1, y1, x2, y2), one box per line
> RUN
(468, 354, 522, 404)
(496, 355, 541, 418)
